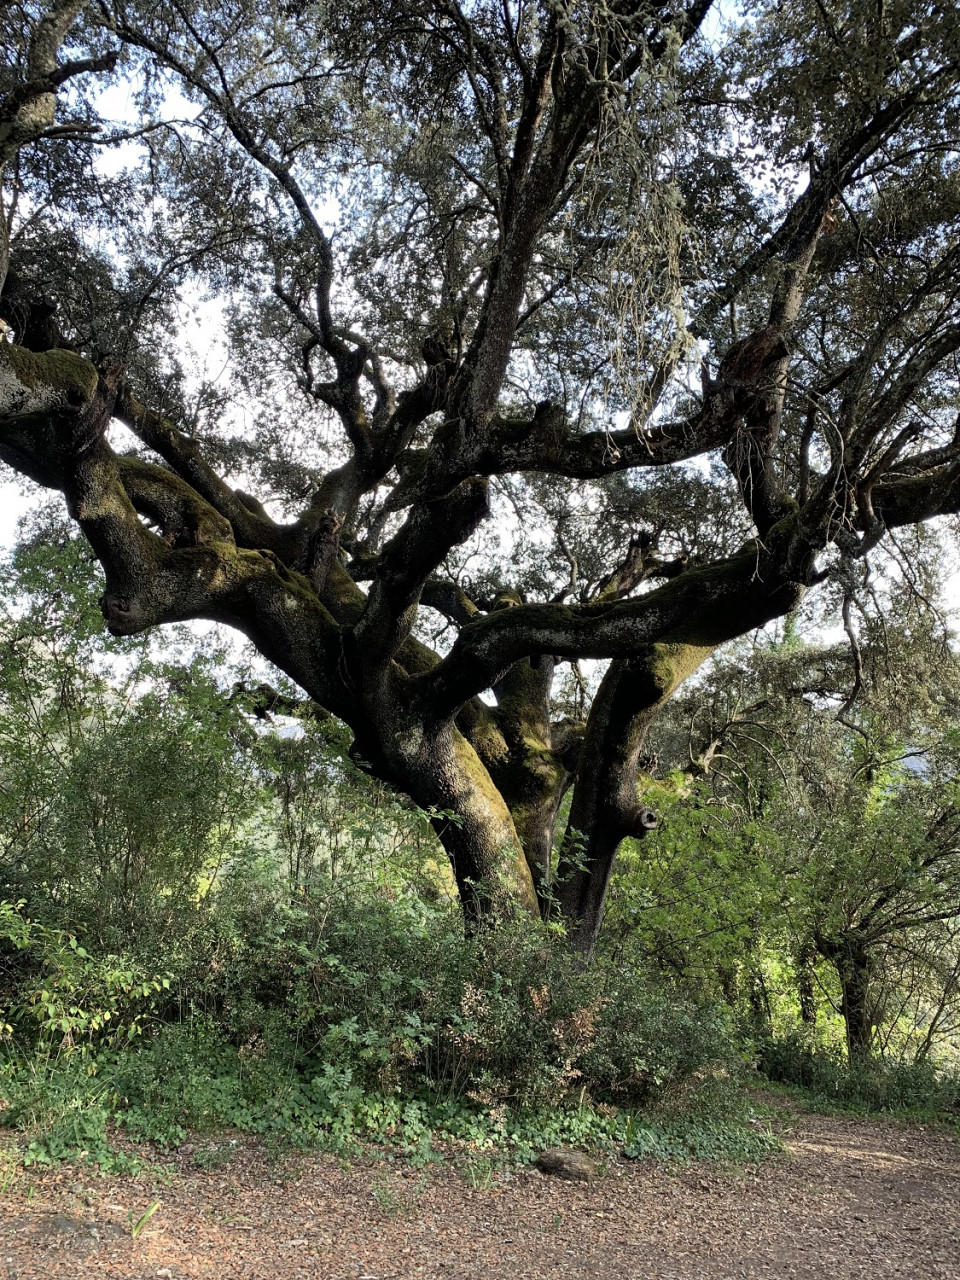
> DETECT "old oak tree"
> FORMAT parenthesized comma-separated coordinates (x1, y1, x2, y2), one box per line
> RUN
(2, 0, 960, 951)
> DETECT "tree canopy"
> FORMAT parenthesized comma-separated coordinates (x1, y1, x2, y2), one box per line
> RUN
(2, 0, 960, 949)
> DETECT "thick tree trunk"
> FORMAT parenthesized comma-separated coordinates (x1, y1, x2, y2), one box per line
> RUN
(554, 646, 709, 953)
(838, 947, 875, 1063)
(550, 538, 812, 955)
(359, 696, 541, 923)
(481, 651, 571, 907)
(748, 969, 773, 1037)
(817, 933, 875, 1062)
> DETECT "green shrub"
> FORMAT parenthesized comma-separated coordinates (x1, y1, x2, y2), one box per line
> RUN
(142, 879, 738, 1114)
(584, 979, 734, 1105)
(0, 875, 753, 1164)
(0, 901, 170, 1051)
(758, 1034, 960, 1116)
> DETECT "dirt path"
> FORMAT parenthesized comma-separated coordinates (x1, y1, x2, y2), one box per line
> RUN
(2, 1106, 959, 1279)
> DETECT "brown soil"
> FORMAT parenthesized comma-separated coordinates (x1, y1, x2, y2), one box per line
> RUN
(1, 1104, 958, 1279)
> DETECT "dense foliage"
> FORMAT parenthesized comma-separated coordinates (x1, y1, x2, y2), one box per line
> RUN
(2, 539, 960, 1170)
(2, 1, 960, 950)
(607, 602, 960, 1071)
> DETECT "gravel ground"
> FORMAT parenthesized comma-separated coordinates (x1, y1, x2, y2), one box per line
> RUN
(1, 1105, 959, 1278)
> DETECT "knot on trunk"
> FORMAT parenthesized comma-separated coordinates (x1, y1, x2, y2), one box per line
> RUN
(714, 324, 788, 402)
(625, 804, 658, 837)
(99, 591, 143, 635)
(297, 510, 345, 591)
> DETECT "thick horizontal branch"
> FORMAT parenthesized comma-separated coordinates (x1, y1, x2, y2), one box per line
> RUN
(0, 51, 119, 120)
(115, 387, 283, 549)
(421, 526, 812, 721)
(117, 456, 234, 547)
(0, 344, 362, 714)
(420, 578, 482, 626)
(871, 467, 960, 528)
(392, 326, 789, 508)
(0, 0, 116, 169)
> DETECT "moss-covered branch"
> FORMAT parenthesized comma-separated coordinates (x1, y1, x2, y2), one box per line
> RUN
(422, 533, 812, 722)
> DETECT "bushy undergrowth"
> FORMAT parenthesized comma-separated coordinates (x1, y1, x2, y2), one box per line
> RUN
(757, 1034, 960, 1119)
(0, 1022, 777, 1171)
(0, 871, 775, 1168)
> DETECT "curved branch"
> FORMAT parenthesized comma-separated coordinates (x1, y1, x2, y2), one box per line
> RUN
(354, 478, 489, 665)
(114, 386, 281, 547)
(422, 529, 812, 722)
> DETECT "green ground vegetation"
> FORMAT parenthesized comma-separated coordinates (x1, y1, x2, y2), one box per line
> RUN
(0, 537, 958, 1173)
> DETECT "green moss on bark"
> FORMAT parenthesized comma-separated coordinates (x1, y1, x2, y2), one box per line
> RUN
(2, 345, 98, 403)
(647, 641, 715, 698)
(448, 726, 540, 916)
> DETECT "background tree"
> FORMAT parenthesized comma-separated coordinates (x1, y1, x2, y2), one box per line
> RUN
(2, 0, 960, 948)
(0, 529, 262, 942)
(629, 604, 960, 1061)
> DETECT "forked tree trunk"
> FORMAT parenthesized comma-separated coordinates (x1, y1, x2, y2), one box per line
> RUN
(554, 648, 709, 953)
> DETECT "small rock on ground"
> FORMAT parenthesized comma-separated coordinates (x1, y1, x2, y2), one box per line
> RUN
(535, 1147, 604, 1182)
